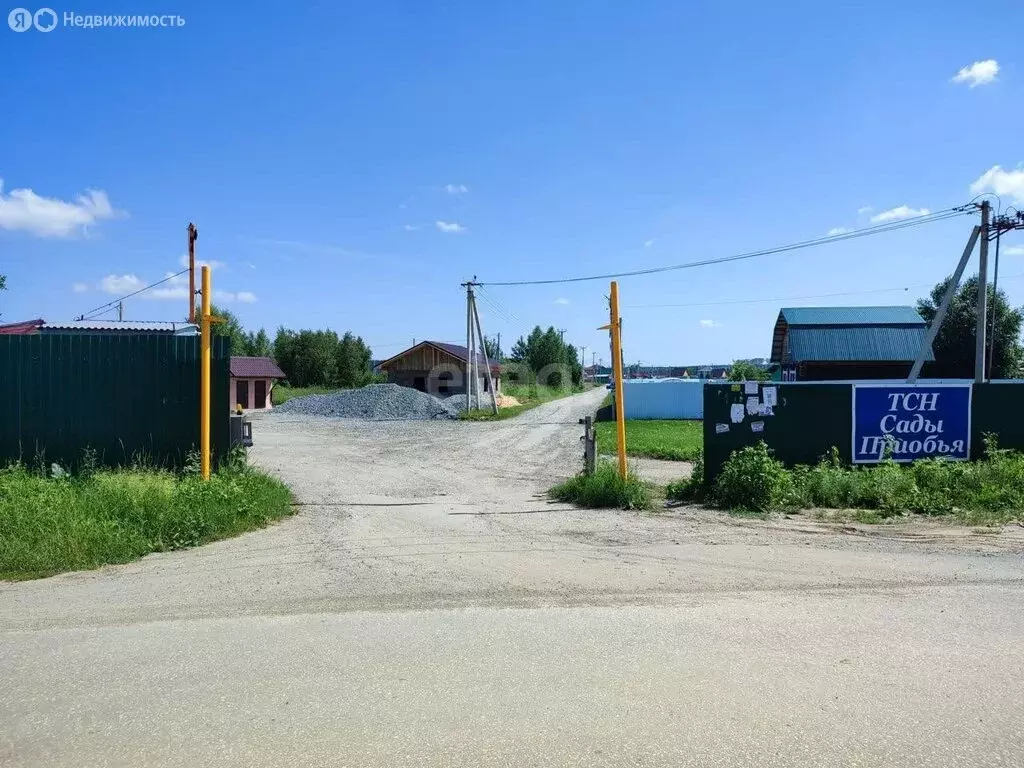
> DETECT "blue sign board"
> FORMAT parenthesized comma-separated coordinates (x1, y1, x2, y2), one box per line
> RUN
(852, 385, 972, 464)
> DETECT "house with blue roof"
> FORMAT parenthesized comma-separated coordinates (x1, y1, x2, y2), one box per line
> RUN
(770, 306, 934, 381)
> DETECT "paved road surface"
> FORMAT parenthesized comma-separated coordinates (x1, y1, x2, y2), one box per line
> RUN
(3, 389, 1023, 767)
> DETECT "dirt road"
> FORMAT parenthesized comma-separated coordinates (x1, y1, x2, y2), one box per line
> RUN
(3, 389, 1024, 766)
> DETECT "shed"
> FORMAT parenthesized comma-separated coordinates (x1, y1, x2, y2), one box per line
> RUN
(770, 306, 933, 381)
(376, 340, 500, 397)
(230, 356, 285, 411)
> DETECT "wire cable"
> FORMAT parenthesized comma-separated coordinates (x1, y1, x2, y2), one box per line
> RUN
(481, 207, 973, 287)
(77, 268, 190, 320)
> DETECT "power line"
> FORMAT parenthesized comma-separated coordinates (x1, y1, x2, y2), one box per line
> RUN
(480, 207, 973, 287)
(623, 273, 1024, 310)
(78, 268, 190, 321)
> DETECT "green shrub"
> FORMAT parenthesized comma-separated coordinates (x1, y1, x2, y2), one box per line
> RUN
(549, 463, 652, 510)
(666, 450, 707, 502)
(713, 442, 793, 512)
(0, 463, 293, 580)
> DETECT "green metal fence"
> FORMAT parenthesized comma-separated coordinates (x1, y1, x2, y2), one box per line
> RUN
(703, 381, 1024, 484)
(0, 334, 230, 470)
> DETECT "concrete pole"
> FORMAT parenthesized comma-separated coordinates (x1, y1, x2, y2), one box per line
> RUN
(188, 223, 198, 324)
(975, 201, 990, 383)
(908, 226, 981, 382)
(471, 294, 499, 414)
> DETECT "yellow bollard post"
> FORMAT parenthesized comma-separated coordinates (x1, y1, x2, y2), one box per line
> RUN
(200, 265, 211, 480)
(609, 281, 628, 479)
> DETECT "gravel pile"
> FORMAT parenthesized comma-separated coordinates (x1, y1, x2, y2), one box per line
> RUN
(276, 383, 460, 420)
(444, 393, 501, 413)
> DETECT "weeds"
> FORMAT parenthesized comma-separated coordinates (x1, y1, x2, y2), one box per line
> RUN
(549, 462, 652, 510)
(0, 460, 293, 580)
(702, 439, 1024, 524)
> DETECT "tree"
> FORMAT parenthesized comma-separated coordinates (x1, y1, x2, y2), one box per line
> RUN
(728, 360, 770, 382)
(507, 325, 582, 388)
(917, 275, 1023, 379)
(209, 304, 250, 356)
(248, 328, 272, 357)
(483, 335, 501, 361)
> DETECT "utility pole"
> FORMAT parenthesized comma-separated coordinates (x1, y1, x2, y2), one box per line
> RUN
(497, 332, 501, 362)
(558, 328, 566, 343)
(987, 209, 1024, 378)
(117, 301, 123, 321)
(580, 345, 586, 375)
(187, 223, 198, 323)
(975, 201, 990, 383)
(471, 290, 499, 414)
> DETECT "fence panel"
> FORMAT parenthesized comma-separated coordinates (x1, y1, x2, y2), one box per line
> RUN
(623, 379, 704, 419)
(703, 380, 1024, 484)
(0, 334, 230, 470)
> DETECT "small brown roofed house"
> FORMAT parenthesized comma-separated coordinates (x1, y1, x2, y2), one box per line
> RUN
(229, 356, 286, 411)
(376, 340, 500, 397)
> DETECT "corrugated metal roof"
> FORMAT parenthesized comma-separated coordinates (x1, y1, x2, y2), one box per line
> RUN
(786, 326, 934, 362)
(781, 306, 925, 326)
(41, 320, 198, 334)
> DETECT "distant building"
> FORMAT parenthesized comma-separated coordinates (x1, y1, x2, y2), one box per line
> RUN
(230, 356, 285, 411)
(377, 340, 500, 397)
(770, 306, 933, 381)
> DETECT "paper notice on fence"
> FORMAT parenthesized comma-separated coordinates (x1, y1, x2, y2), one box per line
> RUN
(715, 423, 729, 434)
(730, 403, 745, 423)
(751, 421, 765, 433)
(762, 386, 777, 407)
(746, 396, 759, 415)
(744, 380, 759, 395)
(757, 404, 774, 416)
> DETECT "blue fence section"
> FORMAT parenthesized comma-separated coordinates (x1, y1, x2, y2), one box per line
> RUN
(623, 379, 704, 419)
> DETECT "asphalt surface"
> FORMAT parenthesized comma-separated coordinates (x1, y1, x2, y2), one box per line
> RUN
(3, 388, 1024, 767)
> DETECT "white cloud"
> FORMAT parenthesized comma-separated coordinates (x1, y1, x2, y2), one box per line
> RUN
(827, 227, 850, 236)
(0, 179, 124, 238)
(99, 274, 143, 294)
(402, 224, 419, 231)
(870, 205, 930, 223)
(178, 253, 226, 271)
(952, 59, 999, 88)
(147, 286, 189, 300)
(72, 282, 89, 293)
(699, 319, 718, 328)
(857, 206, 873, 216)
(245, 262, 256, 270)
(213, 290, 257, 304)
(445, 183, 468, 195)
(436, 220, 467, 233)
(970, 165, 1024, 204)
(1004, 245, 1024, 257)
(643, 239, 655, 248)
(554, 297, 570, 305)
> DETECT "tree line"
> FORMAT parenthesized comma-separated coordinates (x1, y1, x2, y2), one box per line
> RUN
(210, 305, 376, 388)
(506, 326, 583, 388)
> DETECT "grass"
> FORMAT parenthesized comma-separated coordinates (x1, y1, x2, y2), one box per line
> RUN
(272, 385, 343, 405)
(549, 462, 652, 510)
(0, 462, 294, 580)
(460, 383, 585, 421)
(700, 439, 1024, 525)
(595, 419, 703, 462)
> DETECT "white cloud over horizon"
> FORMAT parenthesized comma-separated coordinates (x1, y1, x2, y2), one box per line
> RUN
(827, 227, 850, 236)
(871, 205, 930, 223)
(857, 206, 873, 216)
(177, 253, 226, 271)
(970, 165, 1024, 204)
(445, 183, 468, 195)
(952, 59, 999, 88)
(0, 179, 124, 238)
(72, 282, 89, 293)
(554, 297, 570, 305)
(99, 270, 255, 303)
(436, 220, 467, 233)
(699, 319, 718, 328)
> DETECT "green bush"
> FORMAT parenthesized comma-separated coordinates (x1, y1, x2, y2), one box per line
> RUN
(666, 450, 707, 502)
(713, 442, 792, 512)
(549, 463, 652, 510)
(707, 440, 1024, 524)
(0, 463, 293, 580)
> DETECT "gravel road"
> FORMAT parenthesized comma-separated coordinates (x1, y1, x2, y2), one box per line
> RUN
(3, 388, 1024, 767)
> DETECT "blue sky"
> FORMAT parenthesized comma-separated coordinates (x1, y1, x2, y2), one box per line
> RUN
(2, 1, 1023, 365)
